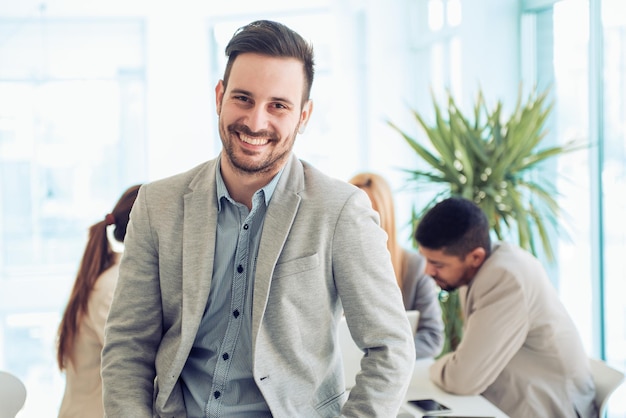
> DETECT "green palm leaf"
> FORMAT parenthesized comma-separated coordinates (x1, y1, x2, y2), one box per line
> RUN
(387, 85, 579, 261)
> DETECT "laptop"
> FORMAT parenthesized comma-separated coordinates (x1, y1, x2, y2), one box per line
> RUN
(338, 310, 420, 390)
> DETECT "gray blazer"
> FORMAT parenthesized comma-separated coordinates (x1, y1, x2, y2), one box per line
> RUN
(101, 154, 415, 417)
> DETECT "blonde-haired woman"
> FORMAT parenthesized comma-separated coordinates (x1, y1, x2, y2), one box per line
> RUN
(56, 184, 141, 417)
(349, 172, 444, 358)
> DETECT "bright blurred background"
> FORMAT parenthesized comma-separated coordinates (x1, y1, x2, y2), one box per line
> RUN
(0, 0, 625, 416)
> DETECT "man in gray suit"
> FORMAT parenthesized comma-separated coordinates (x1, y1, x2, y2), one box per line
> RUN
(415, 197, 597, 418)
(101, 20, 415, 417)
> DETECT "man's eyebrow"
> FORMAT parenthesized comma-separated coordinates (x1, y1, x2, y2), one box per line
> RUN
(230, 88, 252, 96)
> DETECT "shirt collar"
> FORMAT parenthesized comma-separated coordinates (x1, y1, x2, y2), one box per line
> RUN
(215, 155, 284, 211)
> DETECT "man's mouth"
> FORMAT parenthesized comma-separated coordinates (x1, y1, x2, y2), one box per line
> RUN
(239, 133, 269, 146)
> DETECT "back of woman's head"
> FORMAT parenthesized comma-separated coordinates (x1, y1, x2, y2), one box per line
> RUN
(348, 172, 397, 239)
(110, 185, 141, 242)
(56, 184, 142, 370)
(349, 172, 407, 287)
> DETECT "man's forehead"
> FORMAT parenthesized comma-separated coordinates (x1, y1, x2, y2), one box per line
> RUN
(420, 247, 457, 262)
(227, 53, 307, 103)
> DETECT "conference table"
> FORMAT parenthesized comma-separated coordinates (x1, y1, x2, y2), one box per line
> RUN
(398, 359, 510, 418)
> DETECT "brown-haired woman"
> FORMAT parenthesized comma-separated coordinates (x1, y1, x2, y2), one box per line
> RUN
(56, 184, 141, 417)
(349, 172, 444, 359)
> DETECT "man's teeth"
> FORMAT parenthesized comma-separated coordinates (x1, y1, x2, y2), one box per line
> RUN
(240, 134, 269, 145)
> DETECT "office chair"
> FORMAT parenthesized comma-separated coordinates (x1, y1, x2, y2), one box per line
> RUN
(0, 370, 27, 418)
(589, 358, 625, 418)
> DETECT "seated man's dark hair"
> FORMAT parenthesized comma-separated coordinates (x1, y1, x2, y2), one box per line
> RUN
(415, 197, 491, 258)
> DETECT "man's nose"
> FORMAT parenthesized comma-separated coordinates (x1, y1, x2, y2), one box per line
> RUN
(246, 106, 270, 132)
(424, 263, 437, 277)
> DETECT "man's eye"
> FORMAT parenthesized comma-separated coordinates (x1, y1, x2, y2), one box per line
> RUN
(234, 96, 250, 102)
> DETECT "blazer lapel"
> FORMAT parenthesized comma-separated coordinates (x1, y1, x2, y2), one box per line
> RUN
(251, 155, 303, 347)
(181, 160, 218, 344)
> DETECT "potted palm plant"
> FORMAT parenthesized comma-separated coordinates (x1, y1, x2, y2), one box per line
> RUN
(389, 86, 583, 355)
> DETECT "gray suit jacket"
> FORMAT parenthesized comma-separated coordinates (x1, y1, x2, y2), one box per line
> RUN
(429, 242, 596, 418)
(102, 154, 415, 417)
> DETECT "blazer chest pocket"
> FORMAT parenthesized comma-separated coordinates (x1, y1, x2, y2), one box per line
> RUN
(273, 253, 319, 279)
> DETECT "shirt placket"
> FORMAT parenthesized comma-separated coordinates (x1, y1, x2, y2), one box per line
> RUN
(206, 196, 261, 418)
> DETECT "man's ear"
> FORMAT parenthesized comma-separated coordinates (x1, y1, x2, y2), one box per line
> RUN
(299, 99, 313, 132)
(215, 80, 225, 115)
(468, 247, 487, 268)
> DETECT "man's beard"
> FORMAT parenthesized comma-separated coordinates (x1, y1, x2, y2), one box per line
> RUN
(436, 280, 457, 293)
(220, 120, 298, 175)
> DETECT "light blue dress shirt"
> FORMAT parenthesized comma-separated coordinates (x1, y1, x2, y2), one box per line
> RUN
(180, 162, 282, 417)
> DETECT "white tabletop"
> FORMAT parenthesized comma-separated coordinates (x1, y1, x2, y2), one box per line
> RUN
(398, 359, 510, 418)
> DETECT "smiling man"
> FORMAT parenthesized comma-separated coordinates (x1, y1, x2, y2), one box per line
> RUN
(101, 20, 415, 417)
(415, 197, 597, 418)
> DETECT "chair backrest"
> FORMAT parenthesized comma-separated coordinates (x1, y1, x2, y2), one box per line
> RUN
(589, 358, 625, 418)
(338, 310, 420, 390)
(0, 370, 27, 418)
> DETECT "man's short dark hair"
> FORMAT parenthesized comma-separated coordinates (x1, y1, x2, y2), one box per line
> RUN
(415, 197, 491, 258)
(222, 20, 315, 107)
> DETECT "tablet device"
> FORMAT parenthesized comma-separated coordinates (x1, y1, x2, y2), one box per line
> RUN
(408, 398, 451, 413)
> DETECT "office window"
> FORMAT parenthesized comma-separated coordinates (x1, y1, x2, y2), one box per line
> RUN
(524, 0, 626, 416)
(409, 0, 463, 122)
(601, 0, 626, 371)
(0, 19, 146, 416)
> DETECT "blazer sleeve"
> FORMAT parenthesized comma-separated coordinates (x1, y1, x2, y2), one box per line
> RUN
(429, 269, 529, 395)
(333, 190, 416, 417)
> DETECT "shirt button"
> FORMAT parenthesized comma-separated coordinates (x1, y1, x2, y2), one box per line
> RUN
(233, 309, 240, 318)
(214, 391, 221, 399)
(222, 353, 229, 361)
(237, 265, 243, 273)
(243, 224, 249, 230)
